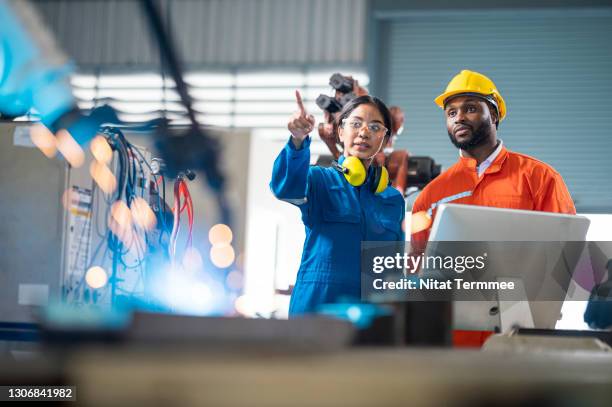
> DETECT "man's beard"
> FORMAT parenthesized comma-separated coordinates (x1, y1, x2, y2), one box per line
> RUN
(447, 121, 491, 150)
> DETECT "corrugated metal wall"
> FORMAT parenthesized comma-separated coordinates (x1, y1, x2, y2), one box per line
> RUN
(386, 9, 612, 212)
(32, 0, 366, 68)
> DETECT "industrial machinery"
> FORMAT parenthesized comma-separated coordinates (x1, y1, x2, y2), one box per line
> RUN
(0, 0, 230, 222)
(0, 0, 233, 319)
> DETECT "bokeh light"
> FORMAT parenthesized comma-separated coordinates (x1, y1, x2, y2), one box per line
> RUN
(130, 197, 157, 230)
(108, 217, 133, 245)
(234, 295, 250, 316)
(56, 129, 85, 168)
(29, 124, 57, 158)
(109, 201, 133, 243)
(111, 201, 132, 228)
(210, 244, 235, 268)
(90, 134, 113, 163)
(90, 161, 117, 194)
(209, 224, 233, 245)
(85, 266, 108, 289)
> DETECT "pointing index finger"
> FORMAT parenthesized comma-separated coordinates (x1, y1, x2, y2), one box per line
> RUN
(295, 90, 306, 117)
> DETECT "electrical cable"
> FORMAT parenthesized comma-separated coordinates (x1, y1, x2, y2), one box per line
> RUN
(69, 125, 185, 305)
(169, 177, 181, 260)
(126, 143, 169, 235)
(167, 175, 195, 262)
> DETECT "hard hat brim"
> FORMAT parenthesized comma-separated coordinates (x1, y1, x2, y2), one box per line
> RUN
(434, 90, 506, 121)
(435, 90, 478, 109)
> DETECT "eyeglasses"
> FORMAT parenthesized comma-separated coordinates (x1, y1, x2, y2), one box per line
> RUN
(341, 118, 387, 135)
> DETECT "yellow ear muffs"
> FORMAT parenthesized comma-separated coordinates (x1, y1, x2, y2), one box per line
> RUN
(373, 165, 389, 194)
(334, 156, 388, 194)
(340, 156, 367, 186)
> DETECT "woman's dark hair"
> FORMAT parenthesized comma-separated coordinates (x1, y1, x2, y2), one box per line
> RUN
(333, 95, 393, 145)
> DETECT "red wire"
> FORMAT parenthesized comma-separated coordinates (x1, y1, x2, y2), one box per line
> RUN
(169, 178, 195, 262)
(180, 181, 194, 248)
(186, 187, 193, 248)
(169, 179, 181, 260)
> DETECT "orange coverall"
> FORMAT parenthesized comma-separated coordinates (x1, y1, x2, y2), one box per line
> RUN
(411, 146, 576, 251)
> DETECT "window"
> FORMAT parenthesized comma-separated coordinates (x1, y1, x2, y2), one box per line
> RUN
(69, 68, 368, 134)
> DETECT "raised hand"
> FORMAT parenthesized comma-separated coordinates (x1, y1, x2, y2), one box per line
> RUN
(288, 90, 316, 145)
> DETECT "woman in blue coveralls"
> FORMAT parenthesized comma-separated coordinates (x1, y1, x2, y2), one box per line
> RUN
(270, 91, 405, 316)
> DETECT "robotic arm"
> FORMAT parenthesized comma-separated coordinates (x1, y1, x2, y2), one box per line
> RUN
(0, 0, 75, 127)
(0, 0, 120, 146)
(0, 0, 231, 225)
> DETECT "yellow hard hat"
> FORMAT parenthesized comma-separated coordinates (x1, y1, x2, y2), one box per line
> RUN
(434, 70, 507, 122)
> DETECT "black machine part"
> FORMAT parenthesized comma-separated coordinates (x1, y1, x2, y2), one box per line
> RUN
(315, 73, 357, 114)
(329, 73, 354, 93)
(315, 94, 343, 114)
(408, 156, 442, 189)
(315, 93, 357, 114)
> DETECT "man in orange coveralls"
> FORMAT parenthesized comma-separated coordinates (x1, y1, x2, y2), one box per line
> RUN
(410, 70, 576, 251)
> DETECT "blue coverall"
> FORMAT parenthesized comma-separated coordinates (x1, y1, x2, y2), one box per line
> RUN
(270, 136, 406, 316)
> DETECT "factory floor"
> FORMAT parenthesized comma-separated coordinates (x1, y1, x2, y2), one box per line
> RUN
(2, 343, 611, 406)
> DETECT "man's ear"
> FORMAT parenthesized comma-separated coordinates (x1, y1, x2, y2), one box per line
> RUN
(338, 126, 345, 144)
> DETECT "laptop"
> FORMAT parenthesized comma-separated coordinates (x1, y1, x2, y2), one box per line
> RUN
(426, 204, 590, 332)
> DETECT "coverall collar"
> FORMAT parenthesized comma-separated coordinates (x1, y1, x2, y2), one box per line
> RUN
(459, 139, 507, 175)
